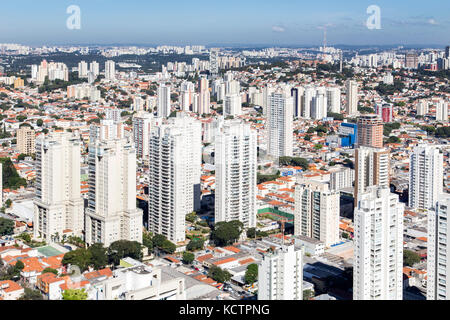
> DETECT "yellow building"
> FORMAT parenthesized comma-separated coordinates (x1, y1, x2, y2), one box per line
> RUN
(14, 77, 25, 89)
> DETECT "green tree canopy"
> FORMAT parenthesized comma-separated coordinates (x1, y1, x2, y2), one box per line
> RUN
(62, 248, 92, 272)
(210, 220, 244, 247)
(404, 250, 421, 267)
(87, 243, 108, 270)
(0, 217, 14, 236)
(244, 264, 258, 285)
(186, 238, 205, 252)
(42, 267, 58, 275)
(19, 288, 43, 300)
(107, 240, 143, 265)
(182, 252, 195, 265)
(0, 158, 27, 190)
(208, 266, 232, 284)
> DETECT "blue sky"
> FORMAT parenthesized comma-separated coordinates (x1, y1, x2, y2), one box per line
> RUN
(0, 0, 449, 46)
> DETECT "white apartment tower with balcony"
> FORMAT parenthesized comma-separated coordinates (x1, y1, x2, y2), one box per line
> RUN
(148, 114, 202, 243)
(427, 194, 450, 300)
(33, 132, 84, 242)
(409, 144, 443, 210)
(353, 187, 404, 300)
(105, 60, 116, 81)
(133, 111, 162, 159)
(85, 137, 143, 247)
(215, 119, 257, 228)
(157, 84, 171, 118)
(267, 90, 293, 158)
(346, 80, 358, 115)
(258, 245, 303, 300)
(294, 177, 340, 247)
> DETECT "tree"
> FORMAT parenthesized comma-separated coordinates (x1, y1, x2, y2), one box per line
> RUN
(108, 240, 143, 265)
(244, 264, 258, 285)
(161, 240, 176, 254)
(182, 252, 195, 265)
(247, 228, 257, 239)
(19, 288, 43, 300)
(186, 212, 198, 223)
(404, 250, 421, 267)
(143, 231, 153, 251)
(36, 119, 44, 127)
(186, 238, 205, 252)
(386, 136, 401, 144)
(62, 288, 88, 300)
(0, 217, 14, 236)
(210, 220, 244, 247)
(5, 199, 12, 208)
(0, 158, 27, 190)
(208, 266, 232, 283)
(42, 267, 58, 275)
(303, 289, 314, 300)
(87, 243, 108, 269)
(62, 249, 92, 272)
(152, 234, 167, 248)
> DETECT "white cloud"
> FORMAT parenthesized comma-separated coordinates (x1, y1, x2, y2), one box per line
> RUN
(272, 26, 285, 33)
(428, 18, 438, 25)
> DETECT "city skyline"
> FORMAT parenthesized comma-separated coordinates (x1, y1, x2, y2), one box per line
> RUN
(0, 0, 449, 46)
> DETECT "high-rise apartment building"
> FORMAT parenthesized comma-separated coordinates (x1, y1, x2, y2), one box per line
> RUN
(267, 90, 293, 158)
(357, 114, 384, 148)
(436, 99, 448, 122)
(148, 114, 202, 243)
(355, 146, 390, 202)
(326, 87, 341, 114)
(105, 60, 116, 81)
(85, 137, 143, 247)
(353, 187, 404, 300)
(198, 76, 210, 115)
(33, 132, 84, 242)
(133, 111, 160, 159)
(215, 119, 257, 228)
(294, 177, 340, 247)
(427, 194, 450, 300)
(409, 145, 443, 210)
(258, 245, 303, 300)
(224, 94, 242, 117)
(17, 127, 36, 155)
(345, 80, 358, 116)
(157, 84, 171, 118)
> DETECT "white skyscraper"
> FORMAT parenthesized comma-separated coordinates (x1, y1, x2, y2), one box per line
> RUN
(105, 60, 116, 81)
(326, 87, 341, 114)
(85, 137, 143, 247)
(346, 80, 358, 115)
(267, 90, 293, 158)
(179, 81, 195, 112)
(133, 111, 160, 159)
(311, 87, 328, 120)
(78, 61, 89, 78)
(258, 245, 303, 300)
(90, 61, 100, 78)
(427, 194, 450, 300)
(198, 76, 210, 115)
(215, 119, 257, 228)
(436, 99, 448, 122)
(148, 114, 202, 243)
(409, 144, 443, 210)
(302, 86, 316, 119)
(355, 146, 390, 202)
(33, 132, 84, 242)
(157, 84, 171, 118)
(294, 177, 340, 247)
(89, 119, 125, 143)
(224, 94, 242, 117)
(353, 187, 404, 300)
